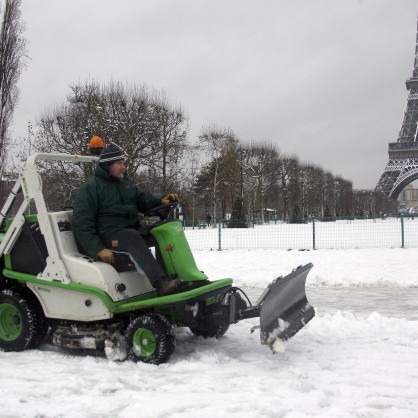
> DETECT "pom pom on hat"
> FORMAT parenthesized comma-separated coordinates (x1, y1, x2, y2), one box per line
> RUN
(99, 143, 125, 171)
(88, 136, 104, 156)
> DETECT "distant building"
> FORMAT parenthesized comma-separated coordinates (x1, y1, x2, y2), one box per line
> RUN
(398, 184, 418, 214)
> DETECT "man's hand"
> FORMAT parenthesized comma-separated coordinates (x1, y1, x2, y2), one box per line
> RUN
(161, 193, 179, 204)
(97, 248, 115, 264)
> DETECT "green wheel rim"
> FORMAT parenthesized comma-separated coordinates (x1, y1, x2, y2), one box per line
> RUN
(0, 303, 22, 342)
(132, 327, 156, 357)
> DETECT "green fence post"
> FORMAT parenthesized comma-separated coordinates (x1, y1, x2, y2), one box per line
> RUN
(401, 216, 405, 248)
(218, 222, 222, 251)
(312, 218, 316, 250)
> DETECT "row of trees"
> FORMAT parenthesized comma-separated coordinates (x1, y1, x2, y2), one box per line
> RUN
(8, 80, 397, 225)
(194, 130, 397, 224)
(195, 128, 354, 224)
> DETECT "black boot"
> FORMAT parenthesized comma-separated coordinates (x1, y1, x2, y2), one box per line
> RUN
(154, 277, 182, 296)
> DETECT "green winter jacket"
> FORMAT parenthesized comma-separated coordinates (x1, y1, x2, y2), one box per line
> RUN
(72, 165, 163, 258)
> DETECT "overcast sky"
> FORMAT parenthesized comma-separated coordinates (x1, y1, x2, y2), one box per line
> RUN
(12, 0, 418, 189)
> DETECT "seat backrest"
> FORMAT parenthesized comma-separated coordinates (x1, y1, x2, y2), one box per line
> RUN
(48, 210, 79, 256)
(8, 220, 48, 274)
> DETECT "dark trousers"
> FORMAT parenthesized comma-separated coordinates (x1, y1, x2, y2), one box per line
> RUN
(103, 229, 165, 284)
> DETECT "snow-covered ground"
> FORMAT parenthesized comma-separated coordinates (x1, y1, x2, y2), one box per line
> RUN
(1, 248, 418, 418)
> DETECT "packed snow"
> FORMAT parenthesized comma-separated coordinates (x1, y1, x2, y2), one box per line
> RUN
(1, 247, 418, 418)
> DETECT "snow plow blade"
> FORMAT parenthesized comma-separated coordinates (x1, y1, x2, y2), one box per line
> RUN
(255, 263, 314, 353)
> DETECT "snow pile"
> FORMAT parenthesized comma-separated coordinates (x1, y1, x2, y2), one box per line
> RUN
(194, 248, 418, 288)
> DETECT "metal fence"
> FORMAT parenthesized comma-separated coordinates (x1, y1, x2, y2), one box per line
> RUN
(184, 217, 418, 250)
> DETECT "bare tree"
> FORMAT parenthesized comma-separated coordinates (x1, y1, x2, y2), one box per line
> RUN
(277, 155, 299, 220)
(0, 0, 27, 189)
(245, 142, 280, 223)
(146, 94, 188, 193)
(198, 125, 238, 223)
(322, 171, 335, 217)
(178, 145, 203, 225)
(334, 176, 353, 217)
(307, 164, 325, 217)
(22, 80, 189, 209)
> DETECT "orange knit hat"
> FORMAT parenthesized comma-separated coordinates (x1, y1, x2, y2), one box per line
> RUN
(88, 136, 104, 155)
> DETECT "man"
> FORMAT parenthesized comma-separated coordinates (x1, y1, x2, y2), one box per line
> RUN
(72, 143, 181, 296)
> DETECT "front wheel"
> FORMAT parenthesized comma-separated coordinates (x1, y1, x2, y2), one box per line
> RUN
(125, 314, 176, 365)
(0, 289, 46, 352)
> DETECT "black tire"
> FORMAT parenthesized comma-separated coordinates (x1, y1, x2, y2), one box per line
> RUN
(125, 314, 176, 365)
(0, 289, 47, 351)
(189, 322, 230, 339)
(24, 293, 48, 349)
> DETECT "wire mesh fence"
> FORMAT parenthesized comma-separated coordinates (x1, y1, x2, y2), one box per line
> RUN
(184, 217, 418, 250)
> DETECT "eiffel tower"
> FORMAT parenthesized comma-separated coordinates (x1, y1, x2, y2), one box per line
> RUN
(376, 19, 418, 199)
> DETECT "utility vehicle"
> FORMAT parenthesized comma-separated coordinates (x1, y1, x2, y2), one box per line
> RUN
(0, 153, 315, 364)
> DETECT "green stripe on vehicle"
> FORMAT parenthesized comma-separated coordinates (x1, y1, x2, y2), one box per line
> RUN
(2, 269, 233, 314)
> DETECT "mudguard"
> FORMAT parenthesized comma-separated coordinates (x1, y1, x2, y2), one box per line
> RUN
(258, 263, 314, 352)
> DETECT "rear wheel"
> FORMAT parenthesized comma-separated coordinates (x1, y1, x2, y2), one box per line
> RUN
(0, 289, 47, 351)
(125, 314, 176, 365)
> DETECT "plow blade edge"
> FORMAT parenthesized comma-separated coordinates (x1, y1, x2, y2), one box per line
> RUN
(259, 263, 314, 352)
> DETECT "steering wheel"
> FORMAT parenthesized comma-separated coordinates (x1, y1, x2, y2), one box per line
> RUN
(144, 201, 179, 220)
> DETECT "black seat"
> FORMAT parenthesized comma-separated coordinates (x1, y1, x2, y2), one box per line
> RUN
(9, 222, 48, 275)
